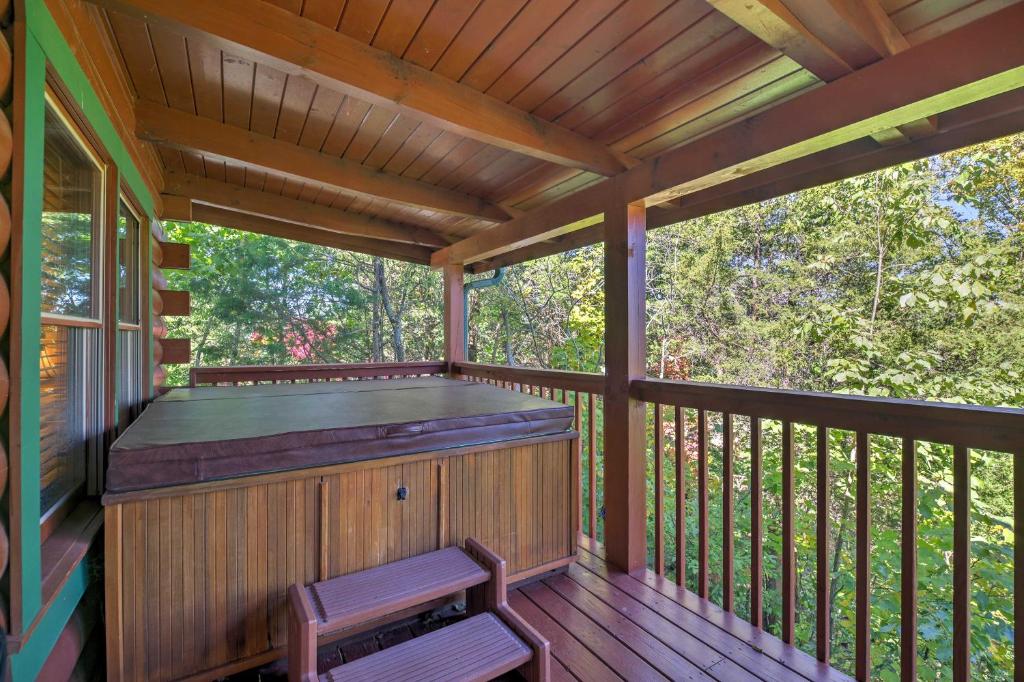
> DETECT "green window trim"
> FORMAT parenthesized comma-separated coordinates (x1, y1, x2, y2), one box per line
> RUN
(8, 1, 159, 676)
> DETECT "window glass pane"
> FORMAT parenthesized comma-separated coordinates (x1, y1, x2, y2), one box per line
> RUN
(40, 325, 102, 516)
(118, 200, 140, 324)
(41, 103, 101, 318)
(118, 329, 143, 429)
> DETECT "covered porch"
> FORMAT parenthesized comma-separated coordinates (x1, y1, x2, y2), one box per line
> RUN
(7, 0, 1024, 679)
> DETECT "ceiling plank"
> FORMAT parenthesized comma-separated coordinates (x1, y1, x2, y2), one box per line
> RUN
(433, 4, 1024, 265)
(708, 0, 930, 145)
(89, 0, 632, 176)
(164, 171, 451, 247)
(191, 204, 435, 265)
(470, 88, 1024, 272)
(136, 101, 510, 223)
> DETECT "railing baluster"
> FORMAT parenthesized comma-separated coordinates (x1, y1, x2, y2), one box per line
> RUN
(675, 405, 686, 588)
(817, 426, 831, 663)
(953, 445, 970, 682)
(1016, 449, 1022, 682)
(573, 390, 582, 540)
(901, 438, 917, 681)
(751, 417, 763, 628)
(782, 420, 796, 644)
(697, 408, 709, 598)
(856, 431, 871, 681)
(588, 392, 597, 540)
(722, 412, 734, 612)
(654, 403, 665, 575)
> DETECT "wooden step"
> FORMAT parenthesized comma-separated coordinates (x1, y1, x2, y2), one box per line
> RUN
(306, 546, 489, 634)
(320, 613, 532, 682)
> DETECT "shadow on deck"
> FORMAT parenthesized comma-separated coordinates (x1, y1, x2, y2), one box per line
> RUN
(516, 536, 853, 682)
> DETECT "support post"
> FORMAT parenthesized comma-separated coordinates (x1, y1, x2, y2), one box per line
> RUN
(602, 200, 647, 574)
(443, 263, 465, 373)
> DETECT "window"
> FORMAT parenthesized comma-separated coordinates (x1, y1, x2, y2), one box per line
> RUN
(117, 199, 143, 428)
(39, 96, 105, 524)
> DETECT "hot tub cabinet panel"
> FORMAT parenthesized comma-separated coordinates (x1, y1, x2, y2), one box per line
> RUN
(445, 439, 575, 578)
(320, 458, 440, 578)
(104, 436, 577, 682)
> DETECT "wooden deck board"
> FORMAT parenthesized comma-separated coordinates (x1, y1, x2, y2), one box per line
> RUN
(507, 538, 855, 682)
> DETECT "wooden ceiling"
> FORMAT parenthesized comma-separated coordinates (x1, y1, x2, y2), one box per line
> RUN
(56, 0, 1024, 266)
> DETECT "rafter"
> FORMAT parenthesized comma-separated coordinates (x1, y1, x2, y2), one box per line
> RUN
(708, 0, 852, 80)
(817, 0, 910, 62)
(433, 4, 1024, 266)
(816, 0, 937, 138)
(163, 171, 450, 248)
(468, 88, 1024, 273)
(89, 0, 632, 177)
(136, 101, 510, 224)
(190, 204, 434, 265)
(708, 0, 934, 144)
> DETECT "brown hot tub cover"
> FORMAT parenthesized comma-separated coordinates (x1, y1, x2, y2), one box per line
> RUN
(106, 377, 575, 494)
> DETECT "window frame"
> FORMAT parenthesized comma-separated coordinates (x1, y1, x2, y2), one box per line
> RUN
(115, 192, 145, 431)
(116, 195, 143, 332)
(38, 85, 109, 542)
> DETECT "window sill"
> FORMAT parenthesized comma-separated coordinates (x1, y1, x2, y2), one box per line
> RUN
(7, 501, 104, 653)
(40, 500, 103, 605)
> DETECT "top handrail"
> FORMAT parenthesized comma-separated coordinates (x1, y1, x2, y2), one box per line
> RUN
(452, 361, 605, 394)
(189, 361, 447, 386)
(633, 377, 1024, 453)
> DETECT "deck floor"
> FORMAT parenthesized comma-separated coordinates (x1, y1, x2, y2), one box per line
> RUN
(516, 537, 854, 682)
(236, 538, 853, 681)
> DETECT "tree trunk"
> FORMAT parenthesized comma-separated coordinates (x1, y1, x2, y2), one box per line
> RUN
(870, 193, 886, 333)
(371, 260, 383, 362)
(502, 307, 515, 365)
(375, 257, 405, 361)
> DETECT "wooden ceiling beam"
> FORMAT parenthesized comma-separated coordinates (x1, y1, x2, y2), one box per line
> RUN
(136, 101, 510, 223)
(89, 0, 631, 177)
(190, 204, 434, 265)
(435, 4, 1024, 266)
(818, 0, 909, 60)
(708, 0, 852, 80)
(470, 88, 1024, 273)
(708, 0, 931, 145)
(815, 0, 937, 139)
(163, 171, 450, 248)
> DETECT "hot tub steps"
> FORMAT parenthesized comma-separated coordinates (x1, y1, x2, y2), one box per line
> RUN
(288, 539, 550, 681)
(306, 546, 489, 634)
(320, 612, 531, 682)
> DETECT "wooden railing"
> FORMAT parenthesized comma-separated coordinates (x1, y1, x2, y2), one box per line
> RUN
(453, 362, 606, 541)
(635, 377, 1024, 681)
(184, 359, 1022, 679)
(188, 361, 447, 386)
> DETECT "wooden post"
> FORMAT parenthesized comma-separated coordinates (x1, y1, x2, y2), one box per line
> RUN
(602, 200, 647, 574)
(443, 263, 465, 372)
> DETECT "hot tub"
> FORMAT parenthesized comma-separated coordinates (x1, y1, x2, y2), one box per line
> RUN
(102, 377, 579, 681)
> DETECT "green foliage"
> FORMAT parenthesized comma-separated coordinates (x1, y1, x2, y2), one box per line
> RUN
(166, 133, 1023, 679)
(163, 224, 443, 384)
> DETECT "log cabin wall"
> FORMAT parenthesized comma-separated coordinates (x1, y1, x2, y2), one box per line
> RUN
(4, 0, 162, 677)
(0, 0, 13, 654)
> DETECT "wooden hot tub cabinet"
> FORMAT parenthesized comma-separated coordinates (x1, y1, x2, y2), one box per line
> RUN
(103, 380, 577, 681)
